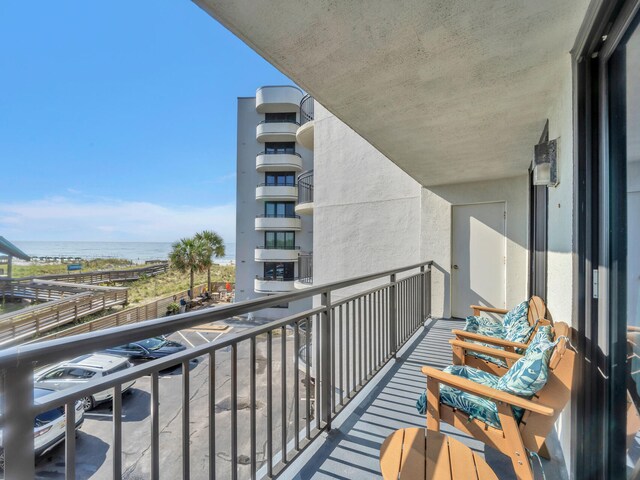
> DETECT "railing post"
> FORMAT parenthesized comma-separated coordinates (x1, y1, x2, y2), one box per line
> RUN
(320, 289, 332, 430)
(420, 265, 425, 323)
(426, 265, 432, 318)
(4, 363, 35, 479)
(389, 273, 397, 357)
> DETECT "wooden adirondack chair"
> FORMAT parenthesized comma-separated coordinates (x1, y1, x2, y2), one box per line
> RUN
(451, 318, 560, 376)
(451, 296, 552, 376)
(423, 322, 575, 480)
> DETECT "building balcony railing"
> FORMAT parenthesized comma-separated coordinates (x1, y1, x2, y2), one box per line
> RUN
(296, 170, 314, 214)
(297, 95, 315, 149)
(254, 214, 302, 231)
(299, 94, 314, 125)
(297, 252, 313, 285)
(0, 261, 432, 479)
(256, 85, 303, 114)
(256, 184, 298, 201)
(256, 151, 303, 172)
(256, 120, 299, 143)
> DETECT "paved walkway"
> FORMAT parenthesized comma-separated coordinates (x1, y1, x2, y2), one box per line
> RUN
(284, 318, 567, 480)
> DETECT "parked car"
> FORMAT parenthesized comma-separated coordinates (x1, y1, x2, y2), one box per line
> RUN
(34, 353, 135, 411)
(0, 387, 84, 469)
(102, 336, 187, 363)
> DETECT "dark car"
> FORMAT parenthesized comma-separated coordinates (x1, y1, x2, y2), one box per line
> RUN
(103, 337, 187, 363)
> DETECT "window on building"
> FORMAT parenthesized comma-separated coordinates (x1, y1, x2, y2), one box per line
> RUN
(265, 202, 296, 217)
(265, 172, 295, 186)
(265, 231, 295, 249)
(265, 142, 295, 154)
(264, 112, 297, 123)
(263, 262, 294, 280)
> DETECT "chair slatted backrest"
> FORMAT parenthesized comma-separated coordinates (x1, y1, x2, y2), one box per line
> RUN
(518, 322, 575, 453)
(527, 296, 549, 326)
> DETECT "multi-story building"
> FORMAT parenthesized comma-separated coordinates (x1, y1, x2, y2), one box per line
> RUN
(235, 86, 313, 319)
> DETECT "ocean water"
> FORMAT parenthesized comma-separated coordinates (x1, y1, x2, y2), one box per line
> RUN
(13, 241, 236, 264)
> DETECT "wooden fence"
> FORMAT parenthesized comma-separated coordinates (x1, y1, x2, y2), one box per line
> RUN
(0, 287, 129, 347)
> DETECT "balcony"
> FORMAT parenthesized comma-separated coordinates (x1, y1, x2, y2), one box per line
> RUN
(253, 276, 296, 293)
(296, 94, 314, 150)
(0, 262, 563, 480)
(295, 170, 314, 215)
(254, 214, 301, 231)
(295, 252, 313, 289)
(256, 120, 299, 143)
(254, 245, 300, 262)
(256, 86, 303, 113)
(255, 152, 303, 172)
(256, 183, 298, 201)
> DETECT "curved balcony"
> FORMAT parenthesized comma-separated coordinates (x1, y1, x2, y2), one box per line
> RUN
(256, 152, 303, 172)
(255, 214, 301, 231)
(254, 277, 296, 293)
(256, 86, 303, 113)
(256, 121, 299, 143)
(296, 122, 314, 150)
(256, 184, 298, 201)
(296, 94, 315, 149)
(295, 170, 314, 215)
(295, 252, 313, 289)
(255, 246, 301, 262)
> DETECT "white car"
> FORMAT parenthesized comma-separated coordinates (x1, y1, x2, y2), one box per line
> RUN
(0, 387, 84, 469)
(35, 353, 136, 410)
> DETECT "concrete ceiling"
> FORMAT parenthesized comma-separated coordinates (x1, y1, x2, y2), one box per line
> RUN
(196, 0, 591, 186)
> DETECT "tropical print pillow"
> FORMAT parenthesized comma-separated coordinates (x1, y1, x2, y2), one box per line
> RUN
(496, 336, 555, 396)
(502, 300, 529, 330)
(416, 365, 524, 429)
(504, 316, 536, 346)
(463, 315, 506, 338)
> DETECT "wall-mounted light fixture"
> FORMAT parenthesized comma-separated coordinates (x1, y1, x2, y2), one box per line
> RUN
(533, 138, 558, 187)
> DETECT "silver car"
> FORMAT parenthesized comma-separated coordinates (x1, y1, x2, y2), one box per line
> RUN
(35, 353, 136, 410)
(0, 387, 84, 469)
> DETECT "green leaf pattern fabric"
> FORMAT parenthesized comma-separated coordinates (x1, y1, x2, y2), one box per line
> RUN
(437, 366, 524, 429)
(496, 334, 555, 396)
(463, 315, 506, 337)
(502, 300, 529, 330)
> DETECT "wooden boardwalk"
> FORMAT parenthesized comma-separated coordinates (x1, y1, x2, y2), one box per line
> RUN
(0, 283, 128, 346)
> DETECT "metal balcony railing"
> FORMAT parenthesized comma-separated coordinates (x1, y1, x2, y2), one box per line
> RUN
(256, 245, 301, 250)
(255, 214, 301, 219)
(258, 119, 300, 126)
(300, 94, 314, 125)
(257, 151, 302, 157)
(257, 182, 296, 187)
(298, 252, 313, 285)
(0, 261, 432, 479)
(297, 170, 314, 204)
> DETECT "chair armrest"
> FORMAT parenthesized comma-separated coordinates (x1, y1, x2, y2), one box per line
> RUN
(421, 366, 554, 416)
(452, 329, 527, 350)
(449, 339, 523, 361)
(470, 305, 509, 316)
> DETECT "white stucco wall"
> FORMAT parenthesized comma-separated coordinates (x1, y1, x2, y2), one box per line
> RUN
(313, 104, 423, 301)
(544, 54, 575, 478)
(420, 175, 530, 319)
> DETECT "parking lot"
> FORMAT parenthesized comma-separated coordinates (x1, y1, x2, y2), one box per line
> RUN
(30, 316, 310, 480)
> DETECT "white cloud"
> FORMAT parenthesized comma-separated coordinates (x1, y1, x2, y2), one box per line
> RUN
(0, 197, 236, 243)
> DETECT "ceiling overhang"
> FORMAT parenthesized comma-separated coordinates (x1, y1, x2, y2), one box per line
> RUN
(195, 0, 591, 186)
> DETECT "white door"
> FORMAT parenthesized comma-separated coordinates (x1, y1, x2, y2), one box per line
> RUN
(451, 202, 506, 319)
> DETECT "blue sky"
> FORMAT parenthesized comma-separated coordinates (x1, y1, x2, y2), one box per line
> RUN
(0, 1, 295, 243)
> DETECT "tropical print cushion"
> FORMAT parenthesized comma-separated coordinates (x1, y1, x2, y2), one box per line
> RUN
(463, 315, 506, 338)
(416, 365, 524, 429)
(496, 335, 555, 396)
(502, 300, 529, 330)
(504, 316, 537, 351)
(468, 350, 508, 368)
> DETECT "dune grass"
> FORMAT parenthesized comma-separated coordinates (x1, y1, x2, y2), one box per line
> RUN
(12, 258, 137, 277)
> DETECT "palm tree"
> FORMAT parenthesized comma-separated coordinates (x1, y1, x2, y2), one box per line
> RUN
(195, 230, 226, 293)
(169, 237, 208, 299)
